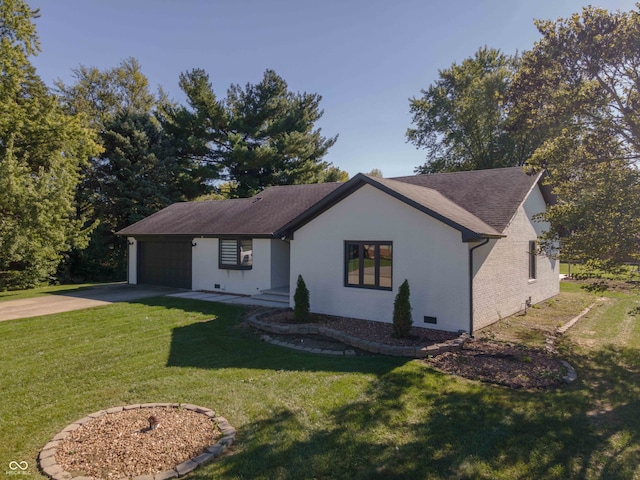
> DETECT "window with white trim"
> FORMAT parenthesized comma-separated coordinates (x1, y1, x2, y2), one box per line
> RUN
(219, 238, 253, 269)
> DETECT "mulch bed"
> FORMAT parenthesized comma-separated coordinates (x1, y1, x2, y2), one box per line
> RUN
(425, 340, 567, 389)
(55, 407, 220, 478)
(254, 310, 459, 346)
(253, 310, 568, 389)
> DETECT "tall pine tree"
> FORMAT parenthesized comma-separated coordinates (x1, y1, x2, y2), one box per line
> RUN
(56, 59, 214, 280)
(166, 68, 338, 198)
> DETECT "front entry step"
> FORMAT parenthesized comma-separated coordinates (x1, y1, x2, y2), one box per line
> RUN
(259, 287, 289, 298)
(251, 287, 290, 306)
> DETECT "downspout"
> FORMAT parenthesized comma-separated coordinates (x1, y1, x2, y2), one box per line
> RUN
(468, 238, 489, 336)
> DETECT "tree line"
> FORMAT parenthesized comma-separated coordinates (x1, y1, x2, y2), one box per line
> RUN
(0, 0, 348, 289)
(407, 6, 640, 274)
(1, 0, 638, 290)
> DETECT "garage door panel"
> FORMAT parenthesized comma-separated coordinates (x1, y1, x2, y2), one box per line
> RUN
(138, 239, 192, 289)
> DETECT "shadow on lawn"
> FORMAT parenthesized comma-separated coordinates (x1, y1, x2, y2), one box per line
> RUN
(562, 344, 640, 479)
(151, 296, 640, 478)
(160, 298, 406, 375)
(184, 366, 596, 480)
(186, 345, 640, 480)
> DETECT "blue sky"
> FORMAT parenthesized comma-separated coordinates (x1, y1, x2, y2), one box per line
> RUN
(28, 0, 638, 178)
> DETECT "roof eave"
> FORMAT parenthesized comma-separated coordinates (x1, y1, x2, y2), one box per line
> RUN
(462, 232, 506, 242)
(116, 232, 278, 239)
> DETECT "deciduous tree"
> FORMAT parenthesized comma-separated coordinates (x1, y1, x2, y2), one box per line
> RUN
(511, 6, 640, 270)
(407, 47, 538, 173)
(0, 0, 100, 289)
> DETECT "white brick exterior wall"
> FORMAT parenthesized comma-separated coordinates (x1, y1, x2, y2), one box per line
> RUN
(192, 238, 277, 295)
(290, 184, 471, 332)
(472, 186, 559, 330)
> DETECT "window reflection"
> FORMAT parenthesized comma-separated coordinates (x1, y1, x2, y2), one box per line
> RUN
(347, 243, 360, 285)
(344, 241, 392, 290)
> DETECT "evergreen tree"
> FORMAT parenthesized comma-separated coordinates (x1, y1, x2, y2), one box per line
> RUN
(0, 0, 100, 289)
(393, 280, 413, 338)
(168, 68, 338, 197)
(293, 275, 310, 323)
(56, 59, 214, 280)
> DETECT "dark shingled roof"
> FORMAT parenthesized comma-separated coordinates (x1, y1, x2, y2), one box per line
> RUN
(365, 175, 502, 237)
(118, 167, 550, 240)
(391, 167, 547, 233)
(117, 182, 343, 236)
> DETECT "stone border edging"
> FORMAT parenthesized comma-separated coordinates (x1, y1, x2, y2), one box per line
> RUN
(556, 300, 601, 335)
(38, 403, 236, 480)
(247, 311, 470, 358)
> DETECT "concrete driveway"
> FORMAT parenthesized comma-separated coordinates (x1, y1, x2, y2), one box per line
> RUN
(0, 283, 181, 321)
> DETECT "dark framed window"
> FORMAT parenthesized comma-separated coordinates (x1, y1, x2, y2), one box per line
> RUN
(219, 238, 253, 270)
(528, 240, 537, 280)
(345, 241, 392, 290)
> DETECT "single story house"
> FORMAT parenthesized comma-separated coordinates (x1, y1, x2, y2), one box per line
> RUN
(117, 166, 559, 333)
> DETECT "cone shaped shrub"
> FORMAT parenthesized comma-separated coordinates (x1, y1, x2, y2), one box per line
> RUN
(393, 279, 413, 338)
(294, 274, 310, 323)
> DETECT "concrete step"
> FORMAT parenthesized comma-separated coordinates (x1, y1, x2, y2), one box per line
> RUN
(251, 293, 290, 304)
(260, 287, 289, 298)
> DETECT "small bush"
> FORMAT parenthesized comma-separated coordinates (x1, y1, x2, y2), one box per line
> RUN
(393, 279, 413, 338)
(293, 274, 310, 323)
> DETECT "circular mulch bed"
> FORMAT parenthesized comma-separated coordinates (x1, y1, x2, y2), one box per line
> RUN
(39, 403, 236, 480)
(425, 340, 568, 389)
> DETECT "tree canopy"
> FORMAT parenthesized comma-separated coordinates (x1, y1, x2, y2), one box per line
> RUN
(0, 0, 100, 289)
(511, 5, 640, 270)
(55, 59, 214, 280)
(167, 68, 338, 197)
(407, 47, 539, 173)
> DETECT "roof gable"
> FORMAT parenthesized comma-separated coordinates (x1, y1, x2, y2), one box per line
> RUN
(391, 167, 550, 233)
(277, 173, 505, 241)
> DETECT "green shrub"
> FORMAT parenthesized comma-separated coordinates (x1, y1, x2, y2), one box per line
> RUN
(393, 279, 413, 338)
(293, 274, 310, 323)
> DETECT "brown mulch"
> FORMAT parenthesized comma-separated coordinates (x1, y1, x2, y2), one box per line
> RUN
(255, 310, 459, 346)
(254, 310, 567, 389)
(425, 340, 567, 389)
(56, 407, 221, 478)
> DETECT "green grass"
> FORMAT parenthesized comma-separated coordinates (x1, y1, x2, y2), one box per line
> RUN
(560, 262, 640, 281)
(477, 282, 598, 348)
(1, 285, 639, 479)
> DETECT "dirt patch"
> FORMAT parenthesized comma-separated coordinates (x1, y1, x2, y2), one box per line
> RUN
(425, 340, 567, 389)
(56, 407, 221, 478)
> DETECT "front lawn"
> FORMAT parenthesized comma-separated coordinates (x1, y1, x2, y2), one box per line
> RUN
(1, 284, 639, 479)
